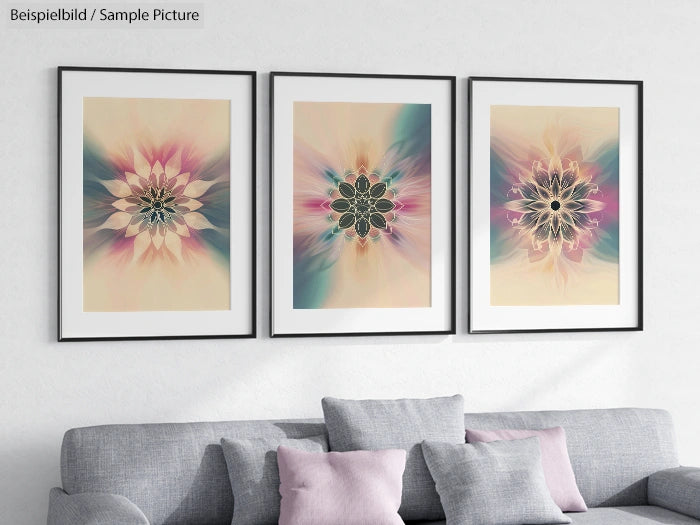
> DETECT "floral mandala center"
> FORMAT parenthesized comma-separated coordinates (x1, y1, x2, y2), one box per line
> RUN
(93, 148, 226, 265)
(138, 185, 178, 227)
(330, 174, 395, 238)
(505, 157, 606, 257)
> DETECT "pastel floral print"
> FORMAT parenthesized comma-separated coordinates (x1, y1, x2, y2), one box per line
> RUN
(93, 148, 221, 263)
(82, 96, 231, 312)
(292, 102, 431, 309)
(505, 157, 605, 261)
(489, 105, 619, 305)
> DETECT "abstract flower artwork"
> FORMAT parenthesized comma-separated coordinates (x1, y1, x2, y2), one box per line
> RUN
(82, 97, 231, 312)
(490, 105, 619, 306)
(292, 102, 431, 309)
(272, 73, 454, 336)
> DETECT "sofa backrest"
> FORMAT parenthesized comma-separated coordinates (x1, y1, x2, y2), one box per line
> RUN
(61, 419, 327, 525)
(61, 408, 679, 524)
(463, 408, 679, 507)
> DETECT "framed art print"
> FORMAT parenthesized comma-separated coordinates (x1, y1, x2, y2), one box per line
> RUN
(270, 72, 455, 337)
(468, 77, 642, 333)
(58, 67, 256, 340)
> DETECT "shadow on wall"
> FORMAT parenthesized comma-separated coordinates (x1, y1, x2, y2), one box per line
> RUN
(488, 341, 634, 412)
(47, 66, 59, 343)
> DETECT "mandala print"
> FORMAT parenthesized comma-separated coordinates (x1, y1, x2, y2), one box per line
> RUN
(92, 148, 222, 264)
(292, 102, 431, 309)
(505, 156, 605, 260)
(85, 144, 229, 268)
(82, 96, 231, 313)
(327, 168, 400, 243)
(490, 105, 620, 305)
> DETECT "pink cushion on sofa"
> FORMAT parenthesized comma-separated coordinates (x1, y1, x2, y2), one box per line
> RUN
(277, 445, 406, 525)
(465, 426, 587, 512)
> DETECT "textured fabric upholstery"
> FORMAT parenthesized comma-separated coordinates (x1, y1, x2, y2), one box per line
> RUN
(648, 467, 700, 519)
(568, 506, 700, 524)
(322, 395, 465, 521)
(220, 435, 328, 525)
(61, 419, 326, 525)
(463, 408, 679, 507)
(58, 408, 680, 525)
(465, 426, 586, 511)
(277, 446, 406, 525)
(409, 507, 700, 525)
(422, 438, 570, 525)
(47, 487, 149, 525)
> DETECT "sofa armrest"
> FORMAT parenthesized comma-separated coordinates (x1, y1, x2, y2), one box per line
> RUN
(47, 487, 149, 525)
(648, 466, 700, 519)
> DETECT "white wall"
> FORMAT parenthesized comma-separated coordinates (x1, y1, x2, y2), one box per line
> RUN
(1, 1, 699, 523)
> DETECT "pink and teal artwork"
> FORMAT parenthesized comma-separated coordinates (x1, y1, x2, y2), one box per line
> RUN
(82, 97, 231, 312)
(293, 102, 431, 309)
(490, 105, 619, 306)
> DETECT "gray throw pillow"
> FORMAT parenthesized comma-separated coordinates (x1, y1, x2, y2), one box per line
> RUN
(422, 437, 572, 525)
(322, 395, 464, 521)
(220, 435, 328, 525)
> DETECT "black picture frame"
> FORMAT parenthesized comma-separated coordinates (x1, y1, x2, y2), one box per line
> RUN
(270, 72, 456, 337)
(468, 76, 643, 334)
(58, 66, 257, 341)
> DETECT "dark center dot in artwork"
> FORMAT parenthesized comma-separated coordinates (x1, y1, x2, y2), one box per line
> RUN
(153, 201, 163, 209)
(550, 200, 561, 211)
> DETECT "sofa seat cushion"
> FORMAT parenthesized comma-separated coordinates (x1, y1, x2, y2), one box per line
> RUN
(567, 507, 700, 524)
(408, 506, 700, 525)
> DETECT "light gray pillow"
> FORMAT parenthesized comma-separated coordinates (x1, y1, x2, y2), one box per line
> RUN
(422, 437, 572, 525)
(220, 435, 328, 525)
(322, 395, 464, 521)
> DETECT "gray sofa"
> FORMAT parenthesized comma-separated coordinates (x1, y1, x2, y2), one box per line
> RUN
(48, 408, 700, 524)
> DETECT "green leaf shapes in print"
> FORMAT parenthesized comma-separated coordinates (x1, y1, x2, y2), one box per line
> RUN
(338, 212, 356, 229)
(374, 199, 395, 213)
(338, 182, 355, 198)
(369, 182, 387, 198)
(330, 199, 351, 213)
(355, 217, 370, 238)
(370, 212, 387, 229)
(355, 175, 370, 194)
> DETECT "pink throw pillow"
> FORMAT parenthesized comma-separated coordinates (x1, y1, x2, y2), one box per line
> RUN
(465, 426, 587, 512)
(277, 445, 406, 525)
